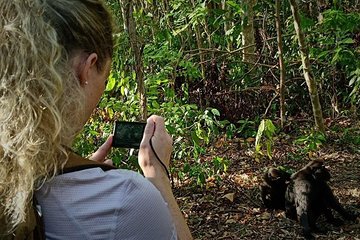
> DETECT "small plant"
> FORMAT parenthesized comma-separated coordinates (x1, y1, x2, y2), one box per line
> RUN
(255, 119, 277, 160)
(278, 165, 295, 175)
(337, 127, 360, 151)
(343, 128, 360, 145)
(180, 156, 229, 187)
(349, 67, 360, 106)
(287, 151, 304, 162)
(294, 130, 326, 155)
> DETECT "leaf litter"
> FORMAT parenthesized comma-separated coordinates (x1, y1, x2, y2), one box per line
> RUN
(174, 121, 360, 240)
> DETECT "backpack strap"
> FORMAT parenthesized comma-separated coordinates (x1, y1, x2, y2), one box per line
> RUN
(60, 151, 117, 174)
(31, 198, 45, 240)
(11, 199, 45, 240)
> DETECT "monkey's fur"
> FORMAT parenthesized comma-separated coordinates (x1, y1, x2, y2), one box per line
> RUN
(285, 160, 357, 239)
(260, 167, 291, 210)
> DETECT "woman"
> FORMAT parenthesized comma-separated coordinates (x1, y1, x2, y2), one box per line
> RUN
(0, 0, 192, 239)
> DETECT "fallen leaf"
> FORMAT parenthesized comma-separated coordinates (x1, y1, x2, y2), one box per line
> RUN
(223, 193, 235, 202)
(246, 137, 256, 142)
(259, 212, 271, 220)
(225, 219, 237, 224)
(349, 188, 360, 197)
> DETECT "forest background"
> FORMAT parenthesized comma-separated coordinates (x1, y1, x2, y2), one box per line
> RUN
(74, 0, 360, 239)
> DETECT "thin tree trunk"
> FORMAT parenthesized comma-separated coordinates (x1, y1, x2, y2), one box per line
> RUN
(316, 0, 326, 22)
(190, 0, 206, 79)
(275, 0, 286, 128)
(242, 0, 257, 63)
(221, 0, 232, 51)
(203, 20, 214, 59)
(289, 0, 325, 133)
(120, 0, 147, 120)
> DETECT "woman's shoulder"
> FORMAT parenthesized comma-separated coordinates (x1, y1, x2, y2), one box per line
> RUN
(38, 167, 169, 210)
(35, 167, 177, 239)
(41, 167, 153, 195)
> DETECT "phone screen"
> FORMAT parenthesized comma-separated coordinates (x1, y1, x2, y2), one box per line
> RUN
(112, 121, 146, 148)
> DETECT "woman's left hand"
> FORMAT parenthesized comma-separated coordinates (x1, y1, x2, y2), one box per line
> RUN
(89, 135, 114, 165)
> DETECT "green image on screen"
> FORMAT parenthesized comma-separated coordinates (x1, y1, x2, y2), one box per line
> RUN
(113, 121, 146, 148)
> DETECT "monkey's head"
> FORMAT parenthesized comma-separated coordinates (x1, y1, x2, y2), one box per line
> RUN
(264, 167, 291, 186)
(293, 160, 331, 181)
(291, 160, 331, 181)
(261, 167, 292, 210)
(309, 160, 331, 181)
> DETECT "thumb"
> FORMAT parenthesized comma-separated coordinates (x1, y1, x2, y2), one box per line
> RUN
(90, 135, 113, 162)
(140, 117, 155, 146)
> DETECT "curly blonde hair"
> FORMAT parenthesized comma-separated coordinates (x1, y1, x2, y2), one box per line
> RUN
(0, 0, 113, 232)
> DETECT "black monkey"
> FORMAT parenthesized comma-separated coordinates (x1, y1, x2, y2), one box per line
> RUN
(260, 167, 291, 210)
(285, 160, 357, 240)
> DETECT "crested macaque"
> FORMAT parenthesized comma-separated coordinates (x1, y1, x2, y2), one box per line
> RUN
(285, 160, 357, 240)
(260, 167, 291, 210)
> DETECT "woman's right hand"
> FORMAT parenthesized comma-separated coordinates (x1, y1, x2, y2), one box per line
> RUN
(139, 116, 193, 240)
(138, 115, 173, 179)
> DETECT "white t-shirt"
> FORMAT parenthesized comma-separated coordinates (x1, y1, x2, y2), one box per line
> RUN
(35, 167, 177, 240)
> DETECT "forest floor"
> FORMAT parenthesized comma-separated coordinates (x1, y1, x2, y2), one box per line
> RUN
(174, 118, 360, 240)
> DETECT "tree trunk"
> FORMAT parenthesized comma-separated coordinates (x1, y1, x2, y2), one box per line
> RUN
(289, 0, 325, 133)
(242, 0, 257, 63)
(221, 0, 232, 51)
(275, 0, 286, 128)
(120, 0, 147, 120)
(316, 0, 326, 22)
(190, 0, 206, 79)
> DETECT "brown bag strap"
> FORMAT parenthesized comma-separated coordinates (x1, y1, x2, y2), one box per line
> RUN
(61, 151, 117, 174)
(11, 200, 45, 240)
(31, 198, 45, 240)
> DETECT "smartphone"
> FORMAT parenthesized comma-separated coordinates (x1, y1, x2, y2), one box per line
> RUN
(112, 121, 146, 148)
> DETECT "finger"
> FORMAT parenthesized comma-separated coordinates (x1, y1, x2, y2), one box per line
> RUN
(152, 115, 166, 135)
(103, 159, 114, 166)
(141, 117, 155, 145)
(90, 135, 113, 162)
(153, 116, 172, 145)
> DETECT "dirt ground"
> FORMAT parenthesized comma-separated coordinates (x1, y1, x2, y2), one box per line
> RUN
(174, 128, 360, 240)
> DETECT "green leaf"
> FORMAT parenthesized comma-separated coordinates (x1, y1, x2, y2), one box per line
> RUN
(197, 172, 206, 185)
(265, 119, 276, 134)
(339, 38, 355, 44)
(266, 141, 272, 159)
(183, 163, 190, 173)
(255, 120, 265, 147)
(152, 101, 160, 109)
(191, 130, 201, 145)
(173, 23, 190, 36)
(166, 125, 176, 134)
(105, 74, 116, 92)
(317, 50, 330, 59)
(331, 52, 339, 65)
(211, 108, 220, 116)
(196, 128, 204, 140)
(349, 76, 358, 86)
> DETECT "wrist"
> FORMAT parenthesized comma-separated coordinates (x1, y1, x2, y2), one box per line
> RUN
(142, 164, 169, 179)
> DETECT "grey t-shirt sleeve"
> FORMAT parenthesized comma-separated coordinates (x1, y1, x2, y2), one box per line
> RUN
(112, 170, 177, 240)
(35, 168, 177, 240)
